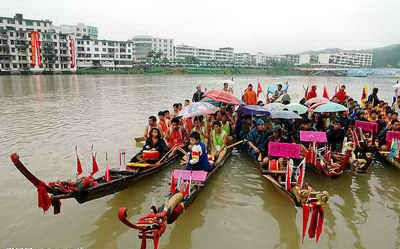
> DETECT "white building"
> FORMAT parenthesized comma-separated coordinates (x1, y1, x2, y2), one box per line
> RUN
(234, 53, 252, 65)
(53, 23, 98, 40)
(215, 47, 234, 63)
(0, 13, 76, 73)
(299, 54, 319, 65)
(76, 39, 133, 69)
(131, 35, 174, 63)
(318, 52, 373, 68)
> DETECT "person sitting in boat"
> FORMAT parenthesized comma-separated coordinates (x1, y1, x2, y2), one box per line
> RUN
(378, 120, 400, 150)
(327, 120, 345, 152)
(271, 84, 283, 103)
(192, 116, 208, 146)
(140, 128, 169, 164)
(186, 131, 212, 171)
(211, 121, 228, 165)
(261, 126, 287, 170)
(246, 119, 270, 160)
(165, 117, 186, 148)
(144, 116, 158, 139)
(220, 112, 233, 145)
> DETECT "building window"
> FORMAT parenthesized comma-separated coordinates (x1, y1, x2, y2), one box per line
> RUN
(86, 41, 89, 45)
(95, 48, 99, 52)
(86, 48, 90, 51)
(94, 41, 98, 45)
(9, 32, 13, 37)
(102, 48, 106, 52)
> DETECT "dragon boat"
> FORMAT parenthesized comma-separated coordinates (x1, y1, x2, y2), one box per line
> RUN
(117, 146, 234, 249)
(251, 141, 329, 243)
(9, 146, 185, 214)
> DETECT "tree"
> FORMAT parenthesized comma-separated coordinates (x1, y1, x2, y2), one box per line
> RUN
(162, 57, 169, 65)
(147, 50, 155, 64)
(184, 56, 200, 65)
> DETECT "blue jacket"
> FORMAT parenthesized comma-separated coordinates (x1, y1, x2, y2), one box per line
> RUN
(186, 141, 211, 171)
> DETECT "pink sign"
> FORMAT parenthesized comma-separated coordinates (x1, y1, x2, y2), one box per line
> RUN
(172, 169, 208, 181)
(355, 121, 378, 133)
(300, 131, 327, 142)
(386, 131, 400, 142)
(268, 142, 300, 158)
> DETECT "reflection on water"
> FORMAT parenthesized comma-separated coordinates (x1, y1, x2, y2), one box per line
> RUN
(1, 75, 400, 249)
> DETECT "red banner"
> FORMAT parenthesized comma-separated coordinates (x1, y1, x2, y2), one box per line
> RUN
(30, 32, 36, 67)
(70, 36, 76, 68)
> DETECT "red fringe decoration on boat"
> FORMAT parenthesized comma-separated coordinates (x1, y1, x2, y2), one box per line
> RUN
(36, 181, 51, 212)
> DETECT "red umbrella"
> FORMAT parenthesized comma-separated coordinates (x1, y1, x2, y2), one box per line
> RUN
(308, 102, 328, 112)
(203, 90, 241, 105)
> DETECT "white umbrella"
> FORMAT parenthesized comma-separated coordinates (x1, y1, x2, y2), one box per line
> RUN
(305, 97, 330, 106)
(178, 102, 219, 118)
(285, 103, 308, 114)
(393, 83, 400, 88)
(264, 102, 286, 112)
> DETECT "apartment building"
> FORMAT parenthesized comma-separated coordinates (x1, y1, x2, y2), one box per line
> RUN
(215, 47, 234, 63)
(299, 54, 319, 65)
(131, 35, 174, 63)
(0, 13, 76, 73)
(175, 44, 216, 64)
(53, 23, 98, 40)
(318, 52, 373, 67)
(76, 39, 133, 68)
(234, 53, 252, 65)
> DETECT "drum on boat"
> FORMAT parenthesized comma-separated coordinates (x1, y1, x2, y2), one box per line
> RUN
(142, 150, 160, 160)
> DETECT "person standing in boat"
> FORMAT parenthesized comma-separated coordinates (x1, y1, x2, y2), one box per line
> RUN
(192, 84, 204, 102)
(144, 116, 158, 139)
(270, 84, 284, 103)
(243, 84, 257, 105)
(186, 132, 212, 171)
(368, 88, 380, 107)
(246, 119, 270, 160)
(158, 111, 168, 137)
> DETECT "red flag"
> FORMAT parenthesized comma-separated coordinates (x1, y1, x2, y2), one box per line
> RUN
(257, 82, 262, 98)
(304, 86, 309, 99)
(351, 128, 360, 147)
(306, 143, 312, 163)
(285, 160, 291, 191)
(105, 152, 111, 182)
(75, 146, 82, 175)
(170, 175, 176, 194)
(316, 207, 324, 243)
(297, 159, 305, 188)
(91, 153, 99, 176)
(323, 86, 329, 99)
(105, 167, 111, 182)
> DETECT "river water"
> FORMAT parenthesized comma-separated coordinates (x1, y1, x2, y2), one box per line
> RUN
(1, 74, 399, 249)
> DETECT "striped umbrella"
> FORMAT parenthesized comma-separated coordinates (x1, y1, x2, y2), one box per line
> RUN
(203, 90, 241, 105)
(305, 97, 330, 106)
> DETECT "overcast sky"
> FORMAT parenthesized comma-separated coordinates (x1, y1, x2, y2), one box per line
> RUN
(2, 0, 399, 54)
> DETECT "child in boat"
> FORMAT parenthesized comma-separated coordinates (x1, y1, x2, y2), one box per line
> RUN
(166, 117, 186, 148)
(186, 132, 212, 171)
(211, 121, 228, 165)
(158, 111, 168, 137)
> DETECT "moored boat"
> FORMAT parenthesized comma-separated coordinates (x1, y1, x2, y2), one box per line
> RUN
(250, 142, 329, 243)
(9, 148, 184, 214)
(118, 147, 233, 249)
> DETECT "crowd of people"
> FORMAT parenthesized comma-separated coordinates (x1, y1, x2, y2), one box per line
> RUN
(137, 81, 400, 173)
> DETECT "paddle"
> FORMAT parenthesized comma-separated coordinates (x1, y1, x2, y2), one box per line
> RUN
(135, 136, 146, 143)
(227, 140, 244, 149)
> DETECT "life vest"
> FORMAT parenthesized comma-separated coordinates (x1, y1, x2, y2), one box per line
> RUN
(212, 130, 225, 151)
(221, 122, 230, 136)
(168, 127, 183, 147)
(185, 118, 194, 134)
(159, 120, 168, 134)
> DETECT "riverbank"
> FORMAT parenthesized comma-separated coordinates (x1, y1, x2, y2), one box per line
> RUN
(75, 66, 307, 76)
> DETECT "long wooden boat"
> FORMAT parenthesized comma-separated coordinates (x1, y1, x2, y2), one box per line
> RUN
(249, 142, 329, 243)
(9, 148, 184, 214)
(374, 149, 400, 169)
(118, 147, 232, 249)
